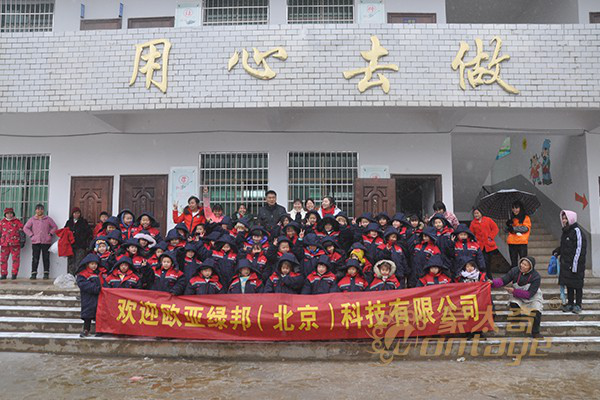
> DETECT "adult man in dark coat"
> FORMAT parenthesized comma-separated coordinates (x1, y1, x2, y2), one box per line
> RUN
(257, 190, 287, 235)
(65, 207, 92, 275)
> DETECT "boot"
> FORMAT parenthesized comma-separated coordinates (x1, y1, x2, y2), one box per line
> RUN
(10, 275, 17, 280)
(30, 273, 37, 280)
(0, 275, 6, 280)
(43, 272, 49, 280)
(79, 330, 90, 338)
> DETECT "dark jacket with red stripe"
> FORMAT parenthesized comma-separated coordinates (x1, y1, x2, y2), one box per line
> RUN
(376, 242, 409, 280)
(417, 271, 454, 286)
(324, 250, 345, 276)
(411, 242, 442, 282)
(337, 274, 369, 292)
(76, 267, 102, 319)
(211, 250, 238, 288)
(103, 269, 141, 289)
(228, 272, 263, 294)
(369, 274, 401, 291)
(150, 266, 186, 295)
(263, 271, 303, 294)
(301, 271, 339, 294)
(184, 274, 223, 295)
(245, 252, 269, 281)
(300, 247, 327, 277)
(362, 235, 384, 264)
(452, 238, 486, 277)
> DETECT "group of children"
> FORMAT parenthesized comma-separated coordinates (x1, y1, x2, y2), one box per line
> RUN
(76, 201, 491, 336)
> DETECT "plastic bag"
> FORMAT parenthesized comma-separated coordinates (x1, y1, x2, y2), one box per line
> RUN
(547, 255, 558, 275)
(53, 273, 76, 289)
(48, 241, 59, 254)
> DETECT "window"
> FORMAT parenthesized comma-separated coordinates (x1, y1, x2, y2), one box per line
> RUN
(0, 0, 54, 32)
(0, 154, 50, 221)
(199, 152, 269, 217)
(591, 12, 600, 23)
(80, 18, 122, 31)
(128, 16, 175, 29)
(202, 0, 269, 25)
(387, 13, 436, 24)
(288, 151, 358, 216)
(287, 0, 354, 24)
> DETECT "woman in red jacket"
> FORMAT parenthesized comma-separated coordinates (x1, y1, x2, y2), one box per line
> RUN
(172, 193, 207, 234)
(469, 207, 499, 279)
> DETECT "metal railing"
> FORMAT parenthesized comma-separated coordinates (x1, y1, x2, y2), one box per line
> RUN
(0, 154, 50, 221)
(0, 0, 54, 32)
(203, 0, 269, 25)
(288, 151, 358, 216)
(199, 152, 269, 217)
(287, 0, 354, 24)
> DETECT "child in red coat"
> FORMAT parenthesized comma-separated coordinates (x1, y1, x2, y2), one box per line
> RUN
(0, 208, 24, 279)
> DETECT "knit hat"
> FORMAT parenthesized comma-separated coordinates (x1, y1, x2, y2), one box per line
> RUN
(3, 208, 14, 217)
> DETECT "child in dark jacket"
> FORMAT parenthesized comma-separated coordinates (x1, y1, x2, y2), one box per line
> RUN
(300, 233, 326, 277)
(320, 237, 345, 277)
(228, 259, 263, 294)
(417, 255, 453, 286)
(337, 259, 369, 292)
(369, 260, 402, 291)
(361, 222, 384, 264)
(149, 252, 186, 296)
(301, 255, 338, 294)
(451, 224, 486, 278)
(103, 257, 141, 289)
(410, 227, 443, 287)
(184, 259, 223, 295)
(376, 227, 409, 286)
(263, 253, 304, 294)
(76, 253, 103, 337)
(456, 260, 488, 283)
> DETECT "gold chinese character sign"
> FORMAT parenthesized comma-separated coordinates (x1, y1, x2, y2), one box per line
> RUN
(343, 36, 399, 94)
(129, 39, 172, 93)
(451, 36, 519, 94)
(228, 47, 288, 80)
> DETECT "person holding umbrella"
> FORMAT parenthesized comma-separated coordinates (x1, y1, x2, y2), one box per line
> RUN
(506, 201, 532, 268)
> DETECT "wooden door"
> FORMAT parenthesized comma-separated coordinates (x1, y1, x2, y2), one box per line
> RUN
(119, 175, 168, 235)
(354, 178, 396, 217)
(70, 176, 114, 226)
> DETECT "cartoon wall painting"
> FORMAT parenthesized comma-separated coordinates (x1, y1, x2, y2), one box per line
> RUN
(530, 153, 541, 185)
(528, 138, 552, 186)
(541, 139, 552, 185)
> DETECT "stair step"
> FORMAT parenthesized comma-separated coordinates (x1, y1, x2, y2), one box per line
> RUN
(494, 310, 600, 321)
(0, 306, 80, 318)
(491, 321, 600, 337)
(0, 294, 78, 307)
(1, 331, 600, 360)
(0, 316, 82, 333)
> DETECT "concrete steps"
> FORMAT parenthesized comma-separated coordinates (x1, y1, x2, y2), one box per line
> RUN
(1, 280, 600, 360)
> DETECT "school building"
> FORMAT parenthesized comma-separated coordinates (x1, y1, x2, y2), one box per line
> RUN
(1, 0, 599, 277)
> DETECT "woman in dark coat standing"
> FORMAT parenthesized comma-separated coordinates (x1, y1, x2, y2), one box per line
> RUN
(65, 207, 92, 275)
(554, 210, 587, 314)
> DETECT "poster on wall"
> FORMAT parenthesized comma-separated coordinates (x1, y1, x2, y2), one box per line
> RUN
(170, 167, 198, 212)
(358, 0, 385, 24)
(496, 137, 511, 160)
(529, 139, 552, 186)
(175, 2, 201, 27)
(360, 165, 390, 178)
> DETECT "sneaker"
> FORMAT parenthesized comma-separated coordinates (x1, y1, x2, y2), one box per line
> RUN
(573, 305, 582, 314)
(10, 275, 16, 280)
(43, 273, 49, 280)
(30, 274, 37, 280)
(562, 304, 573, 313)
(79, 330, 90, 338)
(0, 275, 6, 280)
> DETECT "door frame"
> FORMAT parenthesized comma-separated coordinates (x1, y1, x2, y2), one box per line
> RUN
(69, 175, 114, 224)
(391, 174, 443, 202)
(119, 174, 169, 234)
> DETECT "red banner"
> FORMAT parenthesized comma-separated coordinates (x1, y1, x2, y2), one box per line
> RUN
(96, 282, 494, 341)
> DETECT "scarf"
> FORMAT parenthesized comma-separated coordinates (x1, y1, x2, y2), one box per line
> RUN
(461, 269, 480, 281)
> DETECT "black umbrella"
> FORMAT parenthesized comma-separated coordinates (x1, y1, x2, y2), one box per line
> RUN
(477, 189, 541, 220)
